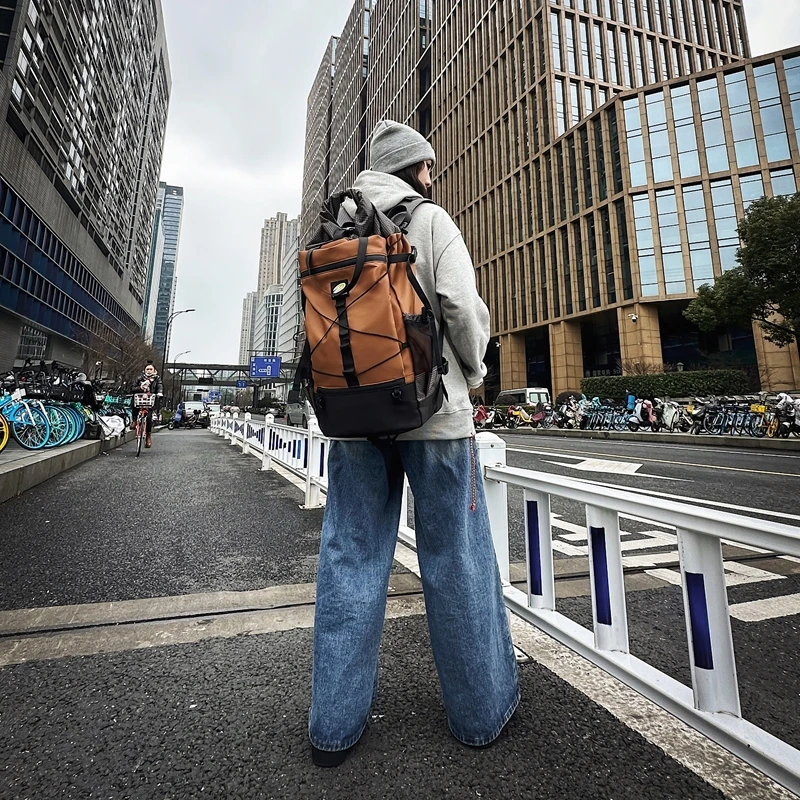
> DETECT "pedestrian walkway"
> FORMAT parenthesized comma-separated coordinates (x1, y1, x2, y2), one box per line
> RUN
(0, 430, 793, 799)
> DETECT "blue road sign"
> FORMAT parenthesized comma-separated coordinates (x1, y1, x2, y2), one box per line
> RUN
(250, 356, 282, 379)
(208, 390, 220, 400)
(235, 379, 248, 389)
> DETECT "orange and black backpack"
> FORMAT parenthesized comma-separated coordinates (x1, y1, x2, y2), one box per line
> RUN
(293, 188, 448, 439)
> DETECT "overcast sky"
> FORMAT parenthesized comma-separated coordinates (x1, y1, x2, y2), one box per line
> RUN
(159, 0, 800, 365)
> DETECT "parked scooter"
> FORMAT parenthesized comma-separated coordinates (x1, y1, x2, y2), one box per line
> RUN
(473, 404, 501, 430)
(506, 404, 534, 429)
(628, 398, 660, 432)
(775, 393, 800, 438)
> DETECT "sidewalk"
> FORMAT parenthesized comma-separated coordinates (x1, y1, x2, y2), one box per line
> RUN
(0, 431, 791, 799)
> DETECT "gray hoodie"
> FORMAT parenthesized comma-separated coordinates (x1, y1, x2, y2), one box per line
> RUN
(344, 170, 490, 440)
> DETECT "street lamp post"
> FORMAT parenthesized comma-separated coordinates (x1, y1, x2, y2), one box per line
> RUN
(161, 309, 195, 384)
(171, 350, 191, 408)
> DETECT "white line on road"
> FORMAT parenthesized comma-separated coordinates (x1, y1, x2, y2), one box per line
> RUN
(730, 593, 800, 622)
(508, 445, 800, 479)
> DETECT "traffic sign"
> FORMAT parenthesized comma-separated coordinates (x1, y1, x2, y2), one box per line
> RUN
(208, 390, 220, 400)
(235, 379, 248, 389)
(250, 356, 282, 379)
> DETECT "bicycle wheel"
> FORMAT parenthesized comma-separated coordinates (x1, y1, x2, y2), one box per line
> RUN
(766, 414, 780, 438)
(136, 412, 146, 457)
(43, 404, 71, 447)
(0, 412, 9, 453)
(10, 403, 51, 450)
(749, 414, 766, 438)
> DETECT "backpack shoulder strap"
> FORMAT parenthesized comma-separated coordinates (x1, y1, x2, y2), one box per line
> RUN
(388, 197, 433, 232)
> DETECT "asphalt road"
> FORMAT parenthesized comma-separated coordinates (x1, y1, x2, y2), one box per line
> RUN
(497, 433, 800, 752)
(0, 429, 797, 798)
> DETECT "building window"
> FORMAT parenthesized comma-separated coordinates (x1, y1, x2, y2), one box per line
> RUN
(607, 28, 619, 84)
(725, 70, 759, 168)
(581, 128, 593, 206)
(710, 179, 739, 272)
(586, 212, 602, 307)
(770, 167, 797, 197)
(16, 325, 48, 360)
(555, 77, 567, 135)
(623, 97, 646, 187)
(565, 15, 578, 74)
(608, 107, 623, 193)
(754, 62, 791, 163)
(594, 117, 607, 200)
(599, 206, 617, 303)
(739, 172, 765, 208)
(573, 220, 587, 311)
(580, 20, 592, 77)
(615, 200, 634, 300)
(698, 77, 729, 173)
(562, 227, 573, 314)
(671, 84, 700, 177)
(784, 55, 800, 151)
(682, 184, 715, 290)
(634, 33, 645, 84)
(594, 23, 606, 82)
(570, 80, 581, 126)
(549, 234, 561, 317)
(621, 29, 634, 85)
(655, 189, 686, 294)
(632, 193, 659, 296)
(552, 11, 563, 71)
(646, 91, 673, 183)
(567, 135, 580, 214)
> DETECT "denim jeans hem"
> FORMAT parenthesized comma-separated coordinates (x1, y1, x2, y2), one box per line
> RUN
(308, 716, 368, 752)
(448, 689, 521, 747)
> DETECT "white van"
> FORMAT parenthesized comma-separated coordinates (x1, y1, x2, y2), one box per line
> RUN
(494, 387, 551, 407)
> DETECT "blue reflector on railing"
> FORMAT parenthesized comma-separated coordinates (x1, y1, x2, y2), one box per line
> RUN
(320, 443, 325, 477)
(590, 526, 612, 626)
(686, 572, 714, 670)
(304, 440, 308, 469)
(526, 500, 543, 596)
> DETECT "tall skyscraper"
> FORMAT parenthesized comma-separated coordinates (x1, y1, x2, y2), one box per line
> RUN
(258, 213, 299, 298)
(143, 208, 166, 343)
(150, 183, 185, 359)
(0, 0, 171, 371)
(238, 291, 258, 365)
(302, 1, 800, 392)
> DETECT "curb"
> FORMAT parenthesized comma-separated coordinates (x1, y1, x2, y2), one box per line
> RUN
(0, 429, 139, 505)
(503, 427, 800, 451)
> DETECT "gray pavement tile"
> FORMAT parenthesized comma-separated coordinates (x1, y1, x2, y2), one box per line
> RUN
(0, 615, 723, 800)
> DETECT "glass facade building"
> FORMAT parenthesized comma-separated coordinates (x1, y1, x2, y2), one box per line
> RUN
(150, 183, 184, 359)
(302, 1, 800, 394)
(0, 0, 170, 371)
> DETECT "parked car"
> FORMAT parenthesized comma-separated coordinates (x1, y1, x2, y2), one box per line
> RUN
(285, 400, 310, 427)
(183, 401, 210, 429)
(494, 387, 551, 409)
(206, 403, 222, 418)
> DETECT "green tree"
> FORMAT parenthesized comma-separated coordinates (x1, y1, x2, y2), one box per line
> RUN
(684, 193, 800, 347)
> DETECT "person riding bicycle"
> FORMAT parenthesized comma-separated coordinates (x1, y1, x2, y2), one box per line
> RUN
(131, 361, 163, 448)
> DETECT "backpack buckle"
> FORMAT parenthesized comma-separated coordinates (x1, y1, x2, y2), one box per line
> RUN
(410, 246, 417, 263)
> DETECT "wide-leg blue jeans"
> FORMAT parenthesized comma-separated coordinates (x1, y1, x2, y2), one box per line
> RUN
(309, 438, 519, 752)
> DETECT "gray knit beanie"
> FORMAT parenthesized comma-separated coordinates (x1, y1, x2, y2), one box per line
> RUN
(369, 120, 436, 174)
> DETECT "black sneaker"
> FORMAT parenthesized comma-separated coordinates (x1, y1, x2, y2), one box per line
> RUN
(311, 744, 354, 768)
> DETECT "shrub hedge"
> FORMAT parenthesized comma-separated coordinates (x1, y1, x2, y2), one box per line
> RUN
(581, 370, 750, 400)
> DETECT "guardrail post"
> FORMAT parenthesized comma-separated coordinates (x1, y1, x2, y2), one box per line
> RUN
(677, 528, 741, 716)
(586, 505, 629, 654)
(231, 413, 240, 446)
(304, 418, 324, 509)
(525, 489, 555, 611)
(476, 432, 509, 584)
(261, 414, 274, 471)
(222, 414, 231, 440)
(242, 413, 251, 455)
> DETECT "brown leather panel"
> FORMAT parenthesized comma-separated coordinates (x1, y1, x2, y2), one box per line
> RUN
(299, 233, 427, 389)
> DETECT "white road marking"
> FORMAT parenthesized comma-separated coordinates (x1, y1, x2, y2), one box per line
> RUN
(645, 562, 785, 588)
(730, 593, 800, 622)
(508, 444, 800, 479)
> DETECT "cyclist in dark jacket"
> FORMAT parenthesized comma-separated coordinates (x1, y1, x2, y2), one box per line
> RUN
(131, 361, 163, 448)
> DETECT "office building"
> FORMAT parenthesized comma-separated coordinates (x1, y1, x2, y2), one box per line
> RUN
(257, 213, 299, 298)
(253, 284, 283, 359)
(238, 291, 257, 365)
(149, 183, 185, 359)
(0, 0, 170, 371)
(302, 0, 800, 393)
(277, 234, 301, 371)
(143, 203, 166, 343)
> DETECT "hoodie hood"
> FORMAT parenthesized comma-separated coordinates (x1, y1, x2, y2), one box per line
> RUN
(343, 171, 424, 217)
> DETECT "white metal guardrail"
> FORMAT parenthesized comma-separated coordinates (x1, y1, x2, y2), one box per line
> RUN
(210, 413, 800, 794)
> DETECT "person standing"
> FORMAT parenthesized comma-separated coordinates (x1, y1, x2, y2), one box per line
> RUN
(309, 120, 519, 767)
